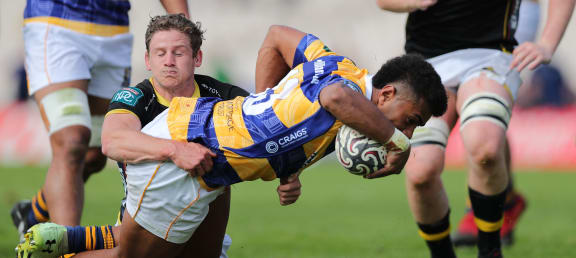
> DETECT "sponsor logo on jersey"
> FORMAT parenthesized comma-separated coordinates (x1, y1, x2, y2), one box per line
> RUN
(200, 83, 222, 97)
(311, 59, 326, 84)
(265, 141, 279, 153)
(278, 128, 308, 147)
(111, 87, 143, 106)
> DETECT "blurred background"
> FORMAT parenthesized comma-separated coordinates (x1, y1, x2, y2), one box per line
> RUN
(0, 0, 574, 168)
(0, 1, 575, 257)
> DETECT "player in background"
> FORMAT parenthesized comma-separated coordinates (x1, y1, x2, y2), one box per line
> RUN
(17, 24, 448, 258)
(376, 0, 575, 257)
(15, 14, 247, 258)
(10, 0, 190, 244)
(452, 0, 542, 247)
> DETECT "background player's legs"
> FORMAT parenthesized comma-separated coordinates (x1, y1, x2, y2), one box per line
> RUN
(457, 74, 513, 257)
(454, 137, 527, 247)
(34, 80, 91, 226)
(405, 91, 458, 258)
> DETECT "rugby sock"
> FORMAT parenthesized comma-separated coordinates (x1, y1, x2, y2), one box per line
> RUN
(469, 187, 506, 257)
(27, 190, 49, 226)
(417, 211, 456, 258)
(66, 225, 115, 253)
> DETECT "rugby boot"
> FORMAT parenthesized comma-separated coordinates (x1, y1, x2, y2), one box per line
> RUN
(11, 200, 33, 241)
(16, 223, 69, 258)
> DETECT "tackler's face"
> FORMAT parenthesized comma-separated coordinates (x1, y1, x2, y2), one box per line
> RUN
(145, 29, 202, 89)
(375, 85, 431, 139)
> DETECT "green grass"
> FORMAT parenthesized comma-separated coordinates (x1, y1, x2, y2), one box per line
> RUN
(1, 162, 575, 257)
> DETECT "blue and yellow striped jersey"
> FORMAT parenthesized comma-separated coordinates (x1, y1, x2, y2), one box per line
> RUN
(167, 34, 372, 189)
(24, 0, 130, 36)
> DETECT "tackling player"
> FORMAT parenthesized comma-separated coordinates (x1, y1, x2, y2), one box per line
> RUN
(376, 0, 575, 257)
(17, 24, 448, 258)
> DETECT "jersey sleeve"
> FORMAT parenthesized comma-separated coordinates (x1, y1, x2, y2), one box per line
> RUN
(107, 87, 148, 122)
(292, 34, 338, 68)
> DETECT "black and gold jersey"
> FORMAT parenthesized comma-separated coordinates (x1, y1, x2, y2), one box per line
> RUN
(107, 74, 249, 128)
(405, 0, 521, 58)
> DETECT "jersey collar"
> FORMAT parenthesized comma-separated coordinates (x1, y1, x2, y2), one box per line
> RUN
(149, 77, 201, 107)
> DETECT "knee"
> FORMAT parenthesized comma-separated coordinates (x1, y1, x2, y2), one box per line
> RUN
(405, 162, 443, 189)
(51, 127, 91, 164)
(467, 140, 503, 170)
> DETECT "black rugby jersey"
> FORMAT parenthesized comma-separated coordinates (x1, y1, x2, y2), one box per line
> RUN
(107, 74, 249, 127)
(405, 0, 521, 58)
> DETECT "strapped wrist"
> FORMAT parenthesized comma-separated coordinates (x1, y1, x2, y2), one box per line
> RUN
(385, 128, 410, 153)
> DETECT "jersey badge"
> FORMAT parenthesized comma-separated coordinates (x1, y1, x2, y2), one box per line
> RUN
(111, 87, 144, 106)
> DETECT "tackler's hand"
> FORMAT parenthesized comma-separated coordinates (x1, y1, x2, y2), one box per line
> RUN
(170, 141, 216, 177)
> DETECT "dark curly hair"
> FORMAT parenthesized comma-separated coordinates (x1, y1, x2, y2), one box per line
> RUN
(145, 14, 204, 57)
(372, 54, 447, 117)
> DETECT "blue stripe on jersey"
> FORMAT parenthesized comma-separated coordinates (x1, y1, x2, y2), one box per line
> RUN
(186, 98, 220, 147)
(267, 146, 307, 178)
(300, 56, 346, 102)
(292, 34, 320, 68)
(24, 0, 130, 26)
(225, 108, 335, 158)
(201, 149, 243, 188)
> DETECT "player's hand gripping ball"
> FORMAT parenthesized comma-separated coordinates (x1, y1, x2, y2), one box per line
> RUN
(335, 125, 387, 175)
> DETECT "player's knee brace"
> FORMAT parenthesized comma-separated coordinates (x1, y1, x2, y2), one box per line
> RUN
(410, 118, 450, 148)
(459, 93, 511, 130)
(40, 88, 91, 134)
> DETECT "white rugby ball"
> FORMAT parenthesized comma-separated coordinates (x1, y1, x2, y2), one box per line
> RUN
(335, 125, 387, 175)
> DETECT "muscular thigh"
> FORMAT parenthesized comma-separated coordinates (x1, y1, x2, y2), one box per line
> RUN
(119, 211, 183, 258)
(180, 188, 231, 258)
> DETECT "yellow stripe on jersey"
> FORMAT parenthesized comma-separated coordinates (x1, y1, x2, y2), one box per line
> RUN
(105, 109, 138, 118)
(474, 217, 504, 233)
(303, 40, 338, 62)
(228, 155, 277, 182)
(272, 69, 319, 127)
(24, 17, 129, 36)
(333, 59, 369, 91)
(167, 97, 198, 142)
(212, 97, 253, 148)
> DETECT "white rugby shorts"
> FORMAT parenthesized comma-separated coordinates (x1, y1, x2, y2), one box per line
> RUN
(24, 22, 133, 99)
(427, 48, 521, 99)
(125, 110, 224, 244)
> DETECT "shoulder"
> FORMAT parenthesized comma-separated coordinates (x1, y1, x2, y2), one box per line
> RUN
(195, 74, 249, 99)
(110, 79, 154, 107)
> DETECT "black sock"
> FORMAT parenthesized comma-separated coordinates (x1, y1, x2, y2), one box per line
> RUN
(417, 210, 456, 258)
(469, 187, 506, 257)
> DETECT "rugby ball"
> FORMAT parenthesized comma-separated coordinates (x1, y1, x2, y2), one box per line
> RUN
(335, 125, 387, 175)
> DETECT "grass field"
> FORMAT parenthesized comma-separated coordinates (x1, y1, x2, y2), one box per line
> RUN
(1, 161, 575, 258)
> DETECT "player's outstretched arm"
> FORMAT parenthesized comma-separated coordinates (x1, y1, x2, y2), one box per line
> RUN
(511, 0, 575, 71)
(255, 25, 306, 92)
(376, 0, 437, 13)
(159, 0, 190, 18)
(101, 114, 215, 176)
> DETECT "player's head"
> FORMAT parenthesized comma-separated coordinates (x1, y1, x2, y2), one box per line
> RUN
(145, 14, 204, 89)
(371, 54, 447, 138)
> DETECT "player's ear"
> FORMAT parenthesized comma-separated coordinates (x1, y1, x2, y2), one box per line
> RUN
(378, 85, 396, 104)
(194, 50, 203, 67)
(145, 51, 152, 71)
